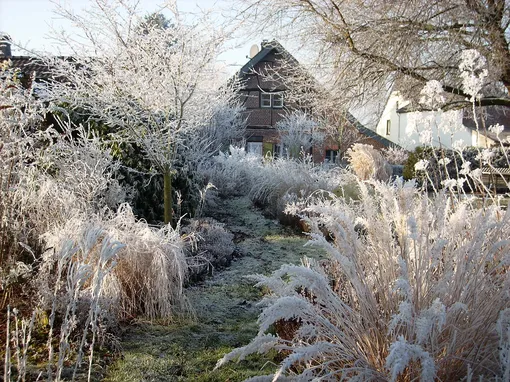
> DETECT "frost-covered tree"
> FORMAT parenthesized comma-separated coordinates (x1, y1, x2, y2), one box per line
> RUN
(42, 0, 240, 224)
(236, 0, 510, 110)
(275, 111, 324, 158)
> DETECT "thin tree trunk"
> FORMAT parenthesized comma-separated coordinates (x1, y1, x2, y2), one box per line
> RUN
(163, 168, 173, 225)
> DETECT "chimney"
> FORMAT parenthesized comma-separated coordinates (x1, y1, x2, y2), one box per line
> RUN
(0, 33, 12, 58)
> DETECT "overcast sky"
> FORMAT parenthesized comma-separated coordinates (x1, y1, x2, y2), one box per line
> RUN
(0, 0, 265, 74)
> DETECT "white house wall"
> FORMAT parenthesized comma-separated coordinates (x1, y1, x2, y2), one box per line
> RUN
(404, 110, 472, 150)
(376, 92, 409, 147)
(377, 92, 489, 151)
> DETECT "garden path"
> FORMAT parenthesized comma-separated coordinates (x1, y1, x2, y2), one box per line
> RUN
(103, 196, 326, 382)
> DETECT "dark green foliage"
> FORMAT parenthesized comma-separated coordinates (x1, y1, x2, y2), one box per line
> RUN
(403, 145, 510, 190)
(403, 146, 425, 180)
(137, 12, 173, 34)
(404, 146, 469, 189)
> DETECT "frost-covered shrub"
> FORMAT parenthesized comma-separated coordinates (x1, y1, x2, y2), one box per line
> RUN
(0, 121, 126, 305)
(204, 146, 354, 218)
(1, 62, 186, 321)
(105, 205, 187, 320)
(183, 217, 235, 278)
(249, 156, 313, 207)
(1, 57, 188, 324)
(218, 179, 510, 381)
(1, 61, 125, 273)
(40, 204, 188, 321)
(249, 156, 351, 216)
(382, 145, 409, 165)
(346, 143, 392, 181)
(203, 145, 261, 197)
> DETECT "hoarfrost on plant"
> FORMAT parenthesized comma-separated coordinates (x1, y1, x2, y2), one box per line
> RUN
(414, 159, 429, 171)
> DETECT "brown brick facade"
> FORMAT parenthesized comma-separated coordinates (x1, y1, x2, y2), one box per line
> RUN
(237, 41, 393, 161)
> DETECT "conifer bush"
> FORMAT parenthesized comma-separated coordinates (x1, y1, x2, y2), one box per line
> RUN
(218, 179, 510, 381)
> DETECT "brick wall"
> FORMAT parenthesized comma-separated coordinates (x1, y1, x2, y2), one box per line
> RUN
(237, 44, 389, 163)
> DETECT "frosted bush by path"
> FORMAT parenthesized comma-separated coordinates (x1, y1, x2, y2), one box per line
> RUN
(40, 203, 188, 321)
(203, 146, 262, 197)
(205, 146, 354, 214)
(248, 154, 348, 210)
(182, 217, 235, 278)
(217, 179, 510, 381)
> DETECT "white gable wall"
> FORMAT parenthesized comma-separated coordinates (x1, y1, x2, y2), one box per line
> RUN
(376, 92, 409, 147)
(376, 91, 493, 150)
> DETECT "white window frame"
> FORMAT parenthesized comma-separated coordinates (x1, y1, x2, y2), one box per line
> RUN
(386, 119, 391, 136)
(260, 92, 284, 108)
(261, 93, 271, 108)
(272, 93, 283, 108)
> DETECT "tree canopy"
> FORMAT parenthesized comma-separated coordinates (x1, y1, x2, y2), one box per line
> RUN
(237, 0, 510, 110)
(43, 0, 243, 224)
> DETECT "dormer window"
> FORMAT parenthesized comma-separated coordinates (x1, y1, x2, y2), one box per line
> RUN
(260, 92, 284, 108)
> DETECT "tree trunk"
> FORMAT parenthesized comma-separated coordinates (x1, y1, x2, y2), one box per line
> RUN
(163, 168, 173, 225)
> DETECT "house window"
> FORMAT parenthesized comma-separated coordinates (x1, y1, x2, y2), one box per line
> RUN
(273, 93, 283, 108)
(325, 149, 338, 163)
(386, 120, 391, 135)
(247, 142, 263, 156)
(247, 136, 264, 156)
(274, 143, 287, 158)
(261, 93, 272, 108)
(274, 144, 281, 158)
(260, 92, 284, 108)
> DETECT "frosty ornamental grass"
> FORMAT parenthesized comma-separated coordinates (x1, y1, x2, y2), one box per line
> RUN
(2, 0, 510, 381)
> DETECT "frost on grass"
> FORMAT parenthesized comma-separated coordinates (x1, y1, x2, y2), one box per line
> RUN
(205, 145, 355, 215)
(218, 179, 510, 381)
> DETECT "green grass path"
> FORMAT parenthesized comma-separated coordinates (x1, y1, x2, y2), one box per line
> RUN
(103, 196, 326, 382)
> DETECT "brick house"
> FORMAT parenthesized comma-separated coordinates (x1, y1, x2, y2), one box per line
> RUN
(236, 40, 394, 163)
